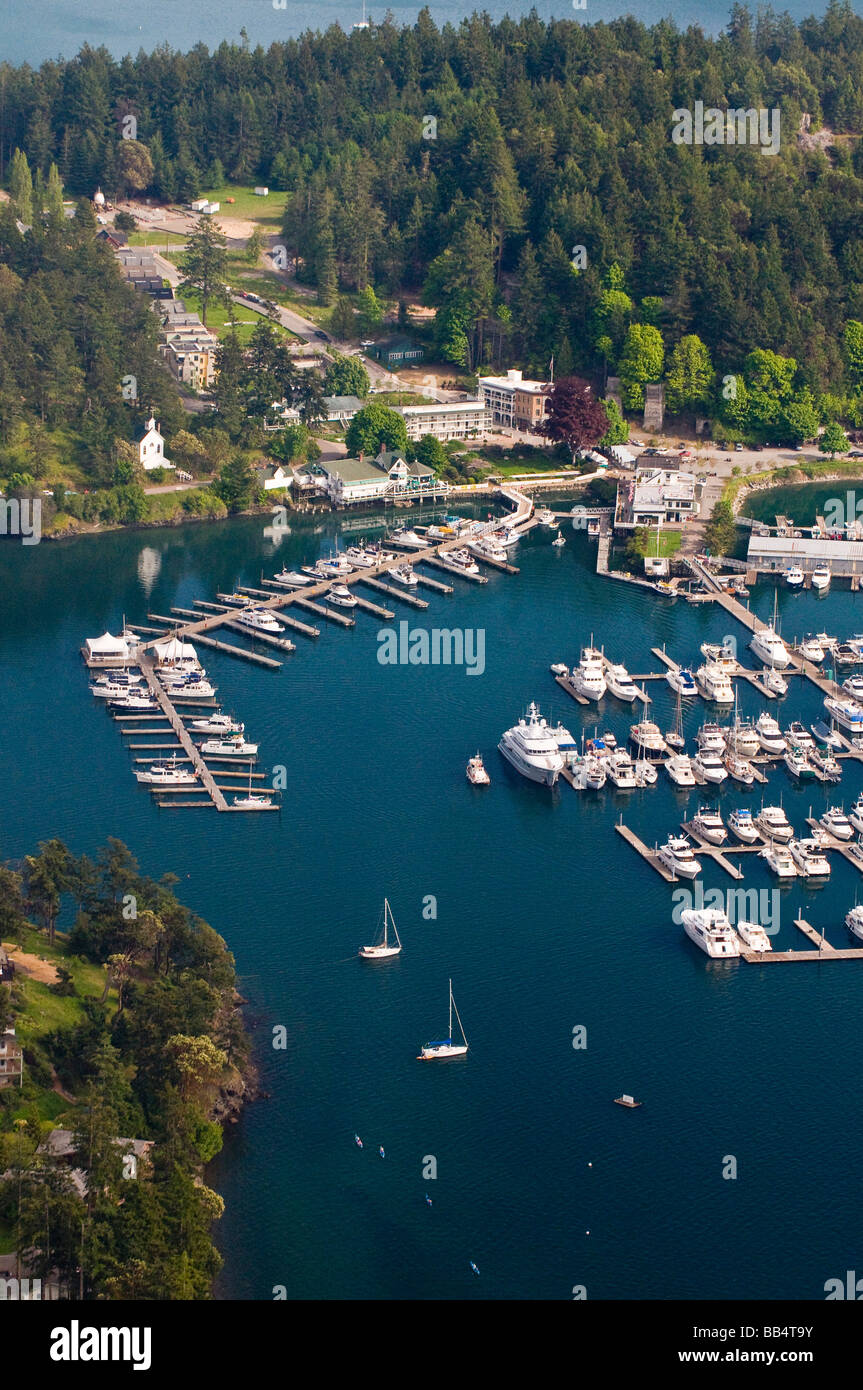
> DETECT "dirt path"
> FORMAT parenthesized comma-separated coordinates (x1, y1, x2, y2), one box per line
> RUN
(1, 944, 59, 984)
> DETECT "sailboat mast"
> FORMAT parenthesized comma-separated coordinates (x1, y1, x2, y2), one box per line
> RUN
(383, 898, 389, 947)
(448, 978, 453, 1039)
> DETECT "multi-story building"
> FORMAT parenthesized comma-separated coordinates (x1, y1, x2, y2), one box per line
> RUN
(313, 449, 450, 507)
(0, 1029, 23, 1088)
(478, 370, 551, 430)
(615, 468, 698, 529)
(394, 399, 488, 441)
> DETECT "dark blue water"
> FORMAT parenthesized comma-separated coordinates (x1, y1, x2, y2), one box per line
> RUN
(2, 512, 862, 1299)
(2, 0, 841, 66)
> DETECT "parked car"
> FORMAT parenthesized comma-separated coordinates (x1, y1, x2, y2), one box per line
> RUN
(734, 442, 744, 451)
(314, 330, 330, 341)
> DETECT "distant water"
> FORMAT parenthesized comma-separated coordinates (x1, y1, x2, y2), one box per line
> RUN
(1, 0, 841, 67)
(743, 481, 859, 529)
(2, 507, 863, 1299)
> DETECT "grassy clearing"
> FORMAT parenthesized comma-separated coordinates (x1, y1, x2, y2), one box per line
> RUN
(201, 185, 284, 227)
(127, 229, 186, 247)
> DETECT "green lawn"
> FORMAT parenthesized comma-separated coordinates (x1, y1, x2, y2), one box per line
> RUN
(198, 184, 284, 227)
(6, 926, 112, 1047)
(654, 530, 683, 558)
(127, 228, 187, 247)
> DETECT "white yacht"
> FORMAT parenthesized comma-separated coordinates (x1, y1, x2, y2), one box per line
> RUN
(785, 720, 814, 750)
(657, 835, 702, 879)
(755, 712, 785, 754)
(584, 756, 607, 790)
(199, 734, 259, 757)
(823, 697, 863, 734)
(343, 546, 379, 568)
(799, 635, 825, 663)
(811, 746, 842, 781)
(845, 906, 863, 940)
(736, 920, 773, 952)
(789, 838, 831, 878)
(680, 907, 741, 959)
(318, 554, 353, 577)
(444, 548, 480, 575)
(724, 752, 755, 785)
(750, 620, 791, 669)
(633, 753, 658, 786)
(549, 662, 568, 677)
(784, 744, 814, 779)
(327, 584, 359, 608)
(850, 795, 863, 835)
(666, 665, 699, 698)
(466, 753, 491, 785)
(726, 720, 760, 759)
(135, 758, 199, 786)
(109, 693, 158, 710)
(785, 565, 805, 588)
(605, 749, 638, 789)
(162, 676, 217, 698)
(605, 662, 639, 702)
(696, 663, 734, 704)
(842, 676, 863, 701)
(728, 808, 760, 843)
(700, 641, 737, 672)
(755, 805, 793, 842)
(189, 713, 244, 735)
(820, 806, 853, 840)
(571, 647, 607, 701)
(665, 752, 696, 787)
(498, 702, 564, 786)
(695, 723, 726, 752)
(763, 667, 788, 696)
(629, 720, 667, 756)
(359, 899, 403, 960)
(234, 608, 284, 634)
(91, 670, 143, 688)
(469, 538, 508, 563)
(692, 807, 727, 845)
(274, 569, 314, 586)
(811, 564, 831, 591)
(90, 679, 144, 699)
(417, 979, 468, 1061)
(389, 565, 419, 588)
(388, 529, 428, 551)
(760, 842, 798, 877)
(693, 748, 727, 784)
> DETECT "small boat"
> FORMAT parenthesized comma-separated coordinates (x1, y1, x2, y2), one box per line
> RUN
(551, 534, 566, 547)
(811, 564, 831, 591)
(681, 907, 741, 959)
(737, 920, 773, 952)
(327, 584, 358, 608)
(763, 667, 788, 696)
(666, 665, 699, 698)
(200, 734, 259, 757)
(693, 749, 727, 784)
(692, 807, 727, 845)
(417, 979, 468, 1060)
(724, 752, 755, 785)
(91, 680, 144, 699)
(274, 569, 314, 587)
(318, 553, 353, 577)
(850, 796, 863, 835)
(786, 721, 814, 751)
(301, 565, 324, 577)
(470, 1262, 480, 1277)
(190, 713, 245, 735)
(605, 662, 639, 702)
(810, 746, 842, 781)
(657, 834, 702, 879)
(699, 641, 737, 671)
(665, 689, 686, 751)
(729, 808, 759, 843)
(842, 676, 863, 701)
(466, 753, 490, 785)
(811, 719, 843, 751)
(379, 1147, 385, 1159)
(614, 1094, 642, 1108)
(695, 723, 726, 752)
(760, 842, 798, 877)
(109, 694, 158, 710)
(425, 1195, 433, 1206)
(633, 754, 657, 786)
(755, 805, 793, 842)
(549, 662, 568, 677)
(789, 837, 831, 878)
(784, 744, 814, 779)
(233, 793, 275, 809)
(695, 663, 734, 704)
(359, 900, 402, 963)
(665, 752, 696, 787)
(443, 548, 480, 575)
(845, 906, 863, 940)
(389, 564, 419, 587)
(234, 607, 284, 634)
(135, 758, 199, 786)
(785, 565, 804, 588)
(605, 748, 639, 789)
(355, 1135, 363, 1149)
(820, 806, 853, 840)
(755, 712, 785, 754)
(469, 538, 508, 563)
(750, 592, 791, 668)
(799, 635, 825, 663)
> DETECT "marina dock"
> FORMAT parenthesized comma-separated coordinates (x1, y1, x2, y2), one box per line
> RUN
(740, 918, 863, 964)
(614, 822, 677, 882)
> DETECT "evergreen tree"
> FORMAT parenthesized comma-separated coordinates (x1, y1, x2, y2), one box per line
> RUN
(178, 217, 231, 328)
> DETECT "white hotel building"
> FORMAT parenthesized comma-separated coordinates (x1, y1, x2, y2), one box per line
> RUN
(394, 399, 488, 441)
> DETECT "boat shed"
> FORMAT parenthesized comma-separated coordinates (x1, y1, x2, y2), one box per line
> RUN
(82, 632, 134, 667)
(746, 534, 863, 577)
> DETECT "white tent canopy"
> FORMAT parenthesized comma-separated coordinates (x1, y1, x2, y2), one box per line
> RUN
(84, 632, 129, 657)
(153, 637, 199, 665)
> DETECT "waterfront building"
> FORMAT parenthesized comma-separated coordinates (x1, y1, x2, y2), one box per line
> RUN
(478, 369, 552, 430)
(746, 534, 863, 577)
(394, 399, 489, 441)
(368, 336, 425, 367)
(615, 468, 698, 529)
(313, 448, 450, 506)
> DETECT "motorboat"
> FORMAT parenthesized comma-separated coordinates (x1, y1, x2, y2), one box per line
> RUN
(605, 662, 639, 702)
(599, 731, 617, 751)
(845, 906, 863, 940)
(842, 676, 863, 701)
(811, 564, 831, 591)
(389, 565, 419, 588)
(737, 920, 773, 952)
(417, 979, 468, 1061)
(666, 665, 699, 698)
(755, 805, 794, 842)
(786, 720, 814, 750)
(823, 697, 863, 734)
(728, 808, 760, 843)
(91, 669, 143, 687)
(466, 753, 491, 785)
(90, 679, 144, 699)
(695, 723, 726, 752)
(234, 608, 284, 634)
(134, 758, 199, 786)
(810, 746, 842, 781)
(760, 842, 798, 877)
(699, 641, 737, 672)
(109, 693, 158, 710)
(629, 720, 667, 756)
(274, 569, 314, 586)
(469, 538, 509, 563)
(692, 807, 727, 845)
(551, 534, 566, 547)
(834, 642, 863, 667)
(344, 546, 381, 567)
(799, 635, 825, 663)
(570, 647, 607, 702)
(784, 744, 814, 779)
(317, 553, 353, 577)
(443, 548, 480, 575)
(584, 756, 607, 790)
(811, 719, 843, 751)
(726, 720, 760, 760)
(749, 599, 791, 668)
(785, 565, 805, 588)
(680, 907, 741, 959)
(849, 796, 863, 835)
(755, 712, 785, 754)
(693, 749, 728, 784)
(190, 714, 245, 735)
(199, 734, 259, 757)
(696, 663, 734, 704)
(633, 754, 657, 786)
(665, 753, 696, 787)
(820, 806, 853, 840)
(549, 662, 568, 677)
(657, 835, 702, 879)
(327, 584, 358, 607)
(762, 667, 788, 696)
(162, 676, 216, 698)
(387, 529, 428, 551)
(724, 753, 755, 785)
(605, 749, 639, 789)
(498, 702, 564, 786)
(789, 838, 831, 878)
(359, 898, 402, 960)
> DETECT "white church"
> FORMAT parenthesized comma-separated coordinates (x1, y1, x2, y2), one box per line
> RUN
(138, 417, 174, 472)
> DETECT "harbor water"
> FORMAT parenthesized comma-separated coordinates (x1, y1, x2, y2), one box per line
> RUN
(1, 508, 862, 1300)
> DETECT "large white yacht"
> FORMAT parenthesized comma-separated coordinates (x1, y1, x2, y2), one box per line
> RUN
(345, 545, 381, 567)
(190, 713, 244, 735)
(755, 712, 785, 754)
(755, 805, 793, 842)
(680, 907, 741, 958)
(199, 734, 259, 757)
(695, 723, 726, 752)
(234, 608, 284, 634)
(823, 697, 863, 734)
(629, 720, 667, 756)
(760, 842, 798, 877)
(692, 749, 728, 784)
(317, 553, 353, 577)
(750, 623, 791, 669)
(725, 752, 755, 784)
(728, 808, 760, 843)
(820, 807, 854, 841)
(692, 807, 727, 845)
(657, 835, 702, 879)
(135, 759, 199, 786)
(498, 702, 565, 786)
(726, 720, 760, 759)
(665, 752, 696, 787)
(571, 647, 607, 701)
(789, 838, 831, 878)
(696, 663, 734, 704)
(845, 906, 863, 940)
(666, 665, 699, 698)
(605, 748, 639, 789)
(389, 565, 419, 587)
(605, 662, 639, 702)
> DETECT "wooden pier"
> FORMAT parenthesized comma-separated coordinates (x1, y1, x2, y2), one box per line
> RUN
(292, 596, 355, 627)
(554, 672, 589, 706)
(740, 918, 863, 963)
(412, 572, 454, 595)
(421, 554, 488, 584)
(350, 593, 394, 620)
(137, 652, 228, 812)
(358, 576, 429, 610)
(614, 822, 677, 882)
(147, 616, 282, 668)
